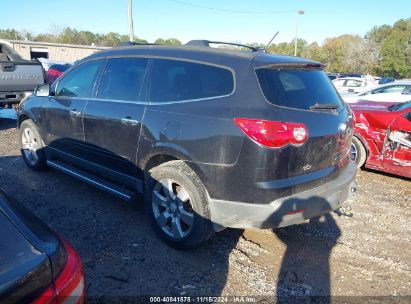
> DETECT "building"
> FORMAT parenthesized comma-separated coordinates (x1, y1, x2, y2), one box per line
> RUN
(2, 39, 110, 62)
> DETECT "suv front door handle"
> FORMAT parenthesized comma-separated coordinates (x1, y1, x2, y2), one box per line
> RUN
(121, 118, 139, 126)
(70, 110, 81, 117)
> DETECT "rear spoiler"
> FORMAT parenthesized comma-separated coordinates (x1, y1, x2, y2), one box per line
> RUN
(257, 62, 325, 70)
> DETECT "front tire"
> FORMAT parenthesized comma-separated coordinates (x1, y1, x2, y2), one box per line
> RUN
(19, 119, 47, 171)
(144, 161, 214, 250)
(350, 136, 367, 168)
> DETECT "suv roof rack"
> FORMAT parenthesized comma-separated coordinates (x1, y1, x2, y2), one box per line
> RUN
(185, 40, 264, 52)
(118, 41, 158, 47)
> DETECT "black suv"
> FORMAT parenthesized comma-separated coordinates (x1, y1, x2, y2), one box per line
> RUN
(17, 41, 357, 249)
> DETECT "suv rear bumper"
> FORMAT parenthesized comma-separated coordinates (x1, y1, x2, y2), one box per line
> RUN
(208, 161, 357, 230)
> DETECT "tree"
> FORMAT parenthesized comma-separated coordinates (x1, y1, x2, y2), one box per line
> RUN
(377, 18, 411, 78)
(343, 37, 379, 74)
(366, 24, 392, 43)
(0, 28, 22, 40)
(154, 38, 165, 44)
(164, 38, 182, 46)
(1, 17, 410, 78)
(321, 35, 361, 72)
(303, 42, 327, 63)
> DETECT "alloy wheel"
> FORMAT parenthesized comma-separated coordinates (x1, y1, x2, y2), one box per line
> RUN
(21, 127, 40, 166)
(350, 143, 358, 162)
(151, 178, 195, 239)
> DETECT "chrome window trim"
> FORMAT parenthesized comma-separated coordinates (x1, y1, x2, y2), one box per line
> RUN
(56, 55, 236, 105)
(88, 97, 146, 105)
(147, 94, 233, 105)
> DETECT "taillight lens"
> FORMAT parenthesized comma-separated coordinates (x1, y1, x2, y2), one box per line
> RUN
(234, 118, 308, 148)
(33, 238, 85, 304)
(48, 68, 62, 78)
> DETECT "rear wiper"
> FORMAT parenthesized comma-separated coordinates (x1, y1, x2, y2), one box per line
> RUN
(309, 103, 339, 110)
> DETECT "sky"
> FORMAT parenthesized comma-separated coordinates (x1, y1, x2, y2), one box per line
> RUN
(1, 0, 410, 45)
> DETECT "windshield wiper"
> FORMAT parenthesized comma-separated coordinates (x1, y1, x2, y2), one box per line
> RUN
(309, 103, 339, 110)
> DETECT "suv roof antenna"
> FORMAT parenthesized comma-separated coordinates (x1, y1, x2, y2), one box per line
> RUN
(265, 31, 279, 52)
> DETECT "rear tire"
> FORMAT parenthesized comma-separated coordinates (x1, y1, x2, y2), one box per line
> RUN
(351, 137, 367, 168)
(19, 119, 47, 171)
(144, 161, 214, 250)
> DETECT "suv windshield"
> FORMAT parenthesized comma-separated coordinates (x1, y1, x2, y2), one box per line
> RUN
(256, 68, 343, 110)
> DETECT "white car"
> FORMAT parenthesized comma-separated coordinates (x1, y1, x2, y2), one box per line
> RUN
(342, 81, 411, 103)
(332, 77, 377, 94)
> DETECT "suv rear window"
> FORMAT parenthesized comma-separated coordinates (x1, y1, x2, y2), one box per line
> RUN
(256, 68, 342, 110)
(150, 59, 234, 103)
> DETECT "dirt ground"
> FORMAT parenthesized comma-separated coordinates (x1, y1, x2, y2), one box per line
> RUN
(0, 112, 410, 303)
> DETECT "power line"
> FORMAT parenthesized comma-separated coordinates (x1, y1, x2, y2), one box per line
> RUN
(166, 0, 296, 14)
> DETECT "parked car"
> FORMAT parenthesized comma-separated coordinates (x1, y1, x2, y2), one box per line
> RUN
(0, 188, 84, 303)
(343, 81, 411, 103)
(378, 77, 395, 85)
(332, 77, 377, 94)
(349, 101, 411, 178)
(37, 58, 72, 72)
(47, 63, 72, 84)
(338, 73, 363, 78)
(0, 40, 45, 108)
(326, 72, 339, 81)
(17, 40, 357, 249)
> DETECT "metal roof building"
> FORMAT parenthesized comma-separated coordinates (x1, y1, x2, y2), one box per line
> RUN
(2, 39, 109, 62)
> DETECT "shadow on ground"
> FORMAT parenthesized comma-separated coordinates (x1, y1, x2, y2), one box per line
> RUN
(0, 150, 341, 302)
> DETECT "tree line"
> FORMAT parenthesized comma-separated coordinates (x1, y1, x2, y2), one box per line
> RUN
(0, 27, 182, 47)
(1, 18, 410, 78)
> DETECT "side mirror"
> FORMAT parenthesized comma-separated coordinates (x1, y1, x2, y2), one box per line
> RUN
(34, 84, 50, 97)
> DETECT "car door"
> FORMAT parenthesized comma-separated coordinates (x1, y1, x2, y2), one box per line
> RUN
(382, 109, 411, 177)
(82, 57, 149, 189)
(40, 59, 104, 158)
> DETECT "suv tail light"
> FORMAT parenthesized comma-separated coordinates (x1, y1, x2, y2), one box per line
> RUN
(33, 238, 85, 304)
(234, 118, 308, 148)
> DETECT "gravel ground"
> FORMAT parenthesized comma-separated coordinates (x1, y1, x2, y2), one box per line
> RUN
(1, 112, 410, 303)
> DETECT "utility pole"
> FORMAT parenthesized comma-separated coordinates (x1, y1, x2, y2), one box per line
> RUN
(128, 0, 134, 42)
(294, 9, 305, 56)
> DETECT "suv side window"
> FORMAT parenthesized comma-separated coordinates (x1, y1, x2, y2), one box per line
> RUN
(56, 60, 102, 98)
(97, 57, 148, 102)
(150, 59, 234, 103)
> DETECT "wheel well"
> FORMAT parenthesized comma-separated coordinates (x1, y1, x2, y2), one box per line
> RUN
(143, 154, 210, 196)
(18, 114, 29, 128)
(144, 154, 179, 172)
(353, 134, 368, 155)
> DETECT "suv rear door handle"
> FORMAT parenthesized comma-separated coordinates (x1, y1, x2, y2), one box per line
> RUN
(70, 110, 81, 117)
(121, 118, 139, 126)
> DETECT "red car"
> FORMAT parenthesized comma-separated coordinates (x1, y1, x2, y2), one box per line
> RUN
(349, 101, 411, 178)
